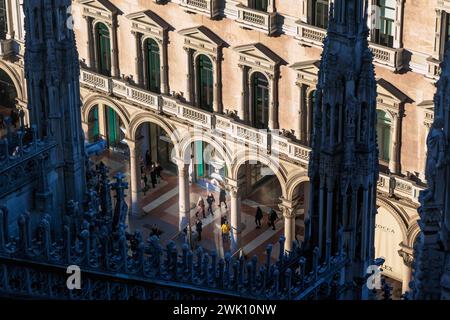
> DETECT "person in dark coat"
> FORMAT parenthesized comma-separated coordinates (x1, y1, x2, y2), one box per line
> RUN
(219, 188, 227, 209)
(195, 219, 203, 241)
(150, 165, 157, 188)
(155, 161, 164, 181)
(206, 193, 215, 216)
(145, 150, 151, 167)
(269, 209, 278, 230)
(255, 206, 263, 229)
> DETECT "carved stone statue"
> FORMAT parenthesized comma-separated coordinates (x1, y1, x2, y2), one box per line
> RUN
(423, 117, 447, 204)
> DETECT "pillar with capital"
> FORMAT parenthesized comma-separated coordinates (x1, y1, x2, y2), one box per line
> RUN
(177, 159, 191, 232)
(184, 47, 194, 103)
(212, 54, 223, 113)
(125, 138, 142, 216)
(296, 83, 308, 141)
(84, 15, 95, 69)
(268, 72, 279, 130)
(279, 198, 296, 253)
(229, 185, 242, 253)
(398, 246, 413, 294)
(160, 38, 170, 95)
(110, 19, 120, 78)
(238, 64, 248, 123)
(389, 112, 400, 174)
(133, 31, 143, 86)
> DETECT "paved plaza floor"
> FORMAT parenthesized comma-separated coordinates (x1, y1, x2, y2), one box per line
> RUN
(91, 150, 305, 263)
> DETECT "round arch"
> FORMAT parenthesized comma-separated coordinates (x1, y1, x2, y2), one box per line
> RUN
(179, 132, 233, 175)
(248, 69, 270, 84)
(406, 220, 421, 248)
(129, 113, 181, 156)
(0, 61, 23, 101)
(286, 171, 310, 201)
(81, 95, 131, 138)
(230, 149, 288, 198)
(376, 197, 409, 242)
(93, 20, 112, 36)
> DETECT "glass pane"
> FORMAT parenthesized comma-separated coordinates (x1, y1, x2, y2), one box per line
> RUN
(198, 55, 213, 112)
(0, 0, 7, 39)
(253, 72, 269, 129)
(146, 39, 161, 93)
(97, 23, 111, 76)
(314, 0, 329, 29)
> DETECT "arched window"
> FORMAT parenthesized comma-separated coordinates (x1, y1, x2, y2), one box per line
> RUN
(377, 110, 391, 162)
(87, 105, 99, 143)
(0, 0, 7, 40)
(249, 0, 268, 11)
(312, 0, 329, 29)
(96, 22, 111, 76)
(144, 38, 161, 93)
(197, 54, 214, 112)
(0, 68, 17, 109)
(252, 72, 269, 129)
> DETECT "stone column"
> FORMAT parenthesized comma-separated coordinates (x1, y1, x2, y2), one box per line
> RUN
(398, 247, 413, 293)
(5, 0, 14, 39)
(248, 72, 253, 125)
(229, 185, 242, 253)
(160, 38, 170, 95)
(91, 20, 99, 72)
(268, 72, 279, 130)
(193, 56, 199, 106)
(178, 161, 191, 232)
(110, 19, 120, 78)
(280, 199, 296, 253)
(141, 39, 148, 89)
(84, 16, 94, 69)
(133, 31, 143, 86)
(125, 138, 142, 216)
(389, 112, 400, 174)
(184, 47, 194, 103)
(212, 54, 223, 113)
(238, 64, 248, 122)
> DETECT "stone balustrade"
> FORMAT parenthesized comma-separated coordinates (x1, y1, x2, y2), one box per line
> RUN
(180, 0, 221, 19)
(377, 172, 425, 203)
(235, 4, 277, 35)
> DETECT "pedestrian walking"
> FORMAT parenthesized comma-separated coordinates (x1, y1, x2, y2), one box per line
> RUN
(269, 208, 278, 230)
(197, 196, 206, 219)
(196, 219, 203, 241)
(155, 161, 164, 181)
(145, 150, 151, 167)
(139, 156, 145, 175)
(206, 192, 215, 216)
(150, 164, 157, 188)
(255, 206, 263, 229)
(221, 221, 230, 242)
(142, 173, 148, 190)
(219, 188, 227, 209)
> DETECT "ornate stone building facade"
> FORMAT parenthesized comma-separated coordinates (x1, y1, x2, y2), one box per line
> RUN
(0, 0, 444, 294)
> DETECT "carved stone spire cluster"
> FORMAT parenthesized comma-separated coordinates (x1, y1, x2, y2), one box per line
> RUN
(410, 43, 450, 299)
(305, 0, 378, 299)
(23, 0, 86, 208)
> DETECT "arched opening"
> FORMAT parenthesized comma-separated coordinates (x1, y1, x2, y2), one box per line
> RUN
(144, 38, 160, 93)
(87, 105, 99, 143)
(95, 22, 111, 76)
(196, 54, 214, 112)
(135, 121, 176, 174)
(188, 140, 227, 187)
(0, 68, 18, 136)
(375, 204, 405, 298)
(0, 0, 7, 39)
(251, 72, 269, 129)
(249, 0, 268, 11)
(377, 110, 391, 162)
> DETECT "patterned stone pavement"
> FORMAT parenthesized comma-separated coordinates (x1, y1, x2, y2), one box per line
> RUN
(91, 150, 305, 263)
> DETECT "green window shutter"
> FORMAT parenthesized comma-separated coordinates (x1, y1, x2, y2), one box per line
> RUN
(96, 23, 111, 76)
(198, 55, 214, 112)
(146, 38, 161, 93)
(195, 141, 204, 177)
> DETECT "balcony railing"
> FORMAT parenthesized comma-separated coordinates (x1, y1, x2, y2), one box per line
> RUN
(369, 43, 404, 72)
(235, 4, 277, 35)
(377, 172, 424, 204)
(180, 0, 221, 19)
(296, 23, 405, 71)
(426, 56, 441, 81)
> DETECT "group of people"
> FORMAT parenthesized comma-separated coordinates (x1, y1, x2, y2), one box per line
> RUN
(194, 187, 228, 242)
(140, 150, 163, 193)
(255, 206, 278, 230)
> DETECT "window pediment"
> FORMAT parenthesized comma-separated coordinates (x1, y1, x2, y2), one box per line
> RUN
(376, 78, 409, 115)
(417, 100, 434, 126)
(234, 43, 283, 74)
(126, 10, 170, 40)
(179, 26, 225, 56)
(437, 0, 450, 10)
(79, 0, 121, 23)
(290, 60, 320, 86)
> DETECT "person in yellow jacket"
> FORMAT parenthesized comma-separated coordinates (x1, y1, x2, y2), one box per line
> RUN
(221, 222, 231, 242)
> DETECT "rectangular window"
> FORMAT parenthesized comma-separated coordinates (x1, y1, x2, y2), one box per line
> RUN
(313, 0, 329, 29)
(374, 0, 395, 47)
(249, 0, 268, 12)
